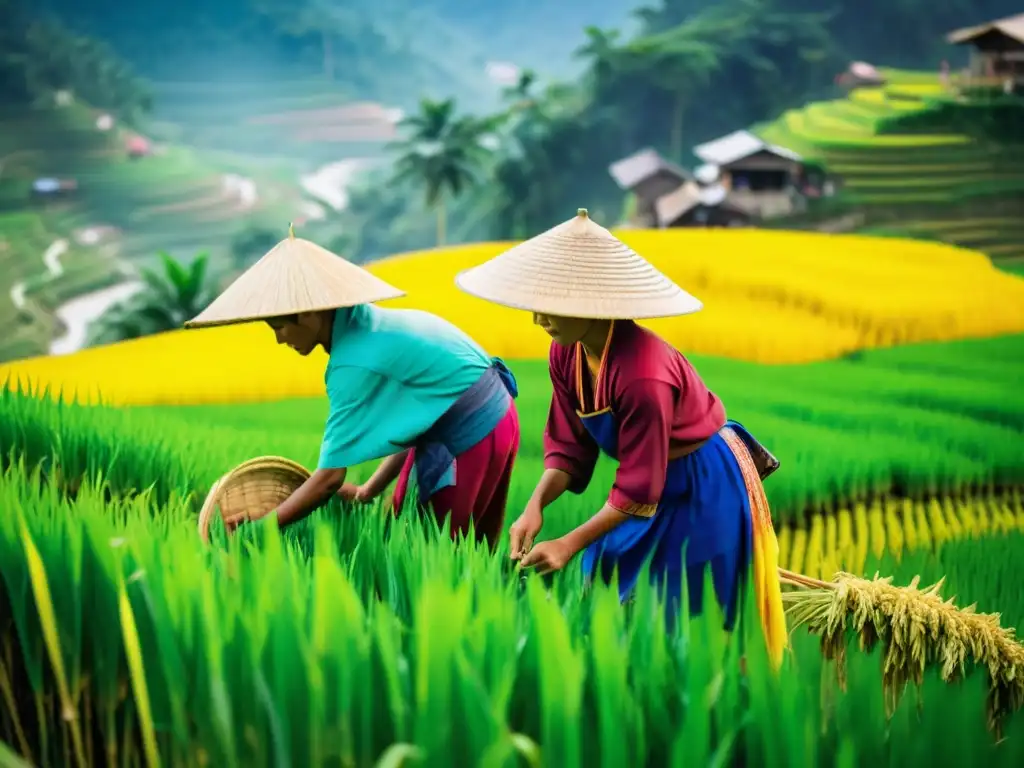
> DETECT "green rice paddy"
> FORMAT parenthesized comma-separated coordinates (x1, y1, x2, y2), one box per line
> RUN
(1, 331, 1023, 765)
(4, 333, 1022, 523)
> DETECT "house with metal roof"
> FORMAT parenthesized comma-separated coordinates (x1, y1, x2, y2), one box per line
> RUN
(608, 134, 829, 229)
(691, 130, 807, 219)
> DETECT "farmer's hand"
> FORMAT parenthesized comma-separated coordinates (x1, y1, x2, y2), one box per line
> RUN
(222, 503, 280, 535)
(519, 537, 574, 576)
(509, 503, 544, 560)
(337, 482, 374, 503)
(222, 513, 249, 535)
(223, 509, 270, 535)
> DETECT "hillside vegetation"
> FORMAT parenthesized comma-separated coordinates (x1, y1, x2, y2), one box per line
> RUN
(40, 0, 636, 109)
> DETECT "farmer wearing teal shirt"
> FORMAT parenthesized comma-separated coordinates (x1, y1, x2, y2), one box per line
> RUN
(184, 228, 520, 548)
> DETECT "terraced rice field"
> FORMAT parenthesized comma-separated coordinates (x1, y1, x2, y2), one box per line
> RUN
(4, 228, 1024, 403)
(0, 206, 124, 363)
(149, 80, 398, 165)
(0, 224, 1022, 765)
(3, 83, 1024, 766)
(0, 101, 309, 362)
(756, 69, 1024, 263)
(858, 217, 1024, 264)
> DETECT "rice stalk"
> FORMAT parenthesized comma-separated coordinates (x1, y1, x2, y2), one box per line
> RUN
(0, 636, 31, 763)
(780, 566, 1024, 738)
(17, 513, 88, 768)
(117, 572, 161, 768)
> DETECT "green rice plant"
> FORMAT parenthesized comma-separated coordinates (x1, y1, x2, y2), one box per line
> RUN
(2, 461, 1023, 767)
(0, 337, 1020, 763)
(2, 335, 1023, 531)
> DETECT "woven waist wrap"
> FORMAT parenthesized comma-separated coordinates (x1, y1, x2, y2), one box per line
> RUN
(412, 358, 518, 502)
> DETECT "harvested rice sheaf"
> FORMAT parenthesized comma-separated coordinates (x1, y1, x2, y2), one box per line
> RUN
(782, 568, 1024, 739)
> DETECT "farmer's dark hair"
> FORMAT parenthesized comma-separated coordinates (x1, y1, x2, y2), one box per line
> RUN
(267, 313, 299, 326)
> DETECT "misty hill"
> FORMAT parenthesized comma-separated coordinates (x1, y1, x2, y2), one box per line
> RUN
(36, 0, 637, 109)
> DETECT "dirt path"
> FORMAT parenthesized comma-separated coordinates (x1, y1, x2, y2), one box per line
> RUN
(9, 238, 68, 311)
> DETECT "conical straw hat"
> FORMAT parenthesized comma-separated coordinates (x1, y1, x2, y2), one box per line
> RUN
(184, 225, 405, 329)
(455, 209, 702, 319)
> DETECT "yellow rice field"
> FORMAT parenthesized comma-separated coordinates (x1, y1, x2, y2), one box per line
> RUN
(3, 229, 1024, 406)
(779, 490, 1024, 580)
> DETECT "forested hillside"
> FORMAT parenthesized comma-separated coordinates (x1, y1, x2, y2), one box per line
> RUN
(34, 0, 636, 107)
(12, 0, 1024, 263)
(329, 0, 1024, 258)
(472, 0, 1024, 237)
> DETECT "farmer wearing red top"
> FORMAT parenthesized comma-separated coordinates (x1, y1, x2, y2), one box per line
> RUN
(455, 209, 787, 668)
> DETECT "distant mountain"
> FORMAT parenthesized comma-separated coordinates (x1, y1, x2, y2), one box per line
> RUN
(407, 0, 639, 75)
(34, 0, 639, 109)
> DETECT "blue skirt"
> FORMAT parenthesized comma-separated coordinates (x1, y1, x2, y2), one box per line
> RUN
(581, 424, 756, 630)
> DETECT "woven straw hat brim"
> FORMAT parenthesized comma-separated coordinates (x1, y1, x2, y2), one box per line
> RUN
(197, 455, 311, 543)
(184, 233, 405, 329)
(454, 209, 703, 320)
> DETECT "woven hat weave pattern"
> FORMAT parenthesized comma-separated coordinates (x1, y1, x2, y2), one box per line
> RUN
(184, 225, 405, 329)
(454, 209, 703, 319)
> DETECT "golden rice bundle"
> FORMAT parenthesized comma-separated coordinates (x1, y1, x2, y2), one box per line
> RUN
(780, 567, 1024, 739)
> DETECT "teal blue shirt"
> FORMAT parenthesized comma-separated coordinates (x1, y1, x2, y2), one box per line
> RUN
(317, 304, 492, 470)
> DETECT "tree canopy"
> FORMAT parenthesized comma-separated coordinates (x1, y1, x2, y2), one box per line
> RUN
(1, 0, 150, 119)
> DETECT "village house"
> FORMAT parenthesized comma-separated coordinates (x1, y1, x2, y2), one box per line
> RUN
(947, 13, 1024, 93)
(654, 180, 754, 229)
(691, 130, 807, 219)
(608, 135, 831, 230)
(608, 148, 693, 227)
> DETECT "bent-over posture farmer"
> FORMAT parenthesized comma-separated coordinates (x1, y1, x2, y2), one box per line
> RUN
(454, 209, 787, 667)
(184, 227, 520, 549)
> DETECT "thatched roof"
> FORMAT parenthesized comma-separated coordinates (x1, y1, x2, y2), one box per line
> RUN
(947, 13, 1024, 46)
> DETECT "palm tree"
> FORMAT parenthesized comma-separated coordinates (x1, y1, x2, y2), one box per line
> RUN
(631, 0, 705, 35)
(86, 251, 216, 346)
(501, 68, 537, 111)
(389, 97, 491, 246)
(622, 27, 722, 163)
(573, 26, 624, 89)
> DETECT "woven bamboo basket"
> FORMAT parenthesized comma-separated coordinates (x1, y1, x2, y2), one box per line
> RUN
(197, 456, 311, 542)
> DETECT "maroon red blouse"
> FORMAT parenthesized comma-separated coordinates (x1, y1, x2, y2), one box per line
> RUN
(543, 319, 726, 517)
